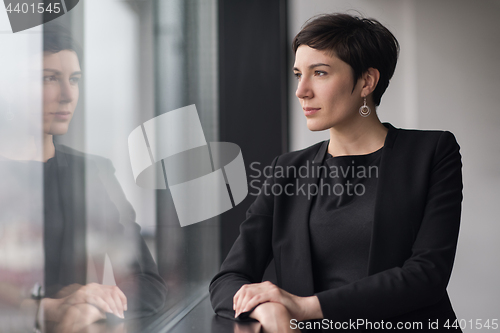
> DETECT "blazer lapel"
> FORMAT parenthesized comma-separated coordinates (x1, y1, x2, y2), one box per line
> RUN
(56, 149, 88, 285)
(279, 141, 328, 297)
(368, 123, 415, 274)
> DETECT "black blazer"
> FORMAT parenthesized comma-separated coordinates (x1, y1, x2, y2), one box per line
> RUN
(48, 145, 167, 318)
(210, 123, 463, 330)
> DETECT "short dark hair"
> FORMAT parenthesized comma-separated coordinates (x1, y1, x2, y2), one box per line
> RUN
(292, 13, 399, 106)
(43, 24, 82, 63)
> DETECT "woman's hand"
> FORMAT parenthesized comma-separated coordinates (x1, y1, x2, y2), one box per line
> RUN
(249, 302, 295, 333)
(43, 283, 128, 330)
(54, 283, 85, 299)
(52, 302, 107, 333)
(233, 281, 322, 321)
(55, 283, 127, 318)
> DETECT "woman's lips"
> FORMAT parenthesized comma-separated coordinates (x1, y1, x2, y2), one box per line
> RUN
(303, 107, 320, 116)
(54, 112, 71, 120)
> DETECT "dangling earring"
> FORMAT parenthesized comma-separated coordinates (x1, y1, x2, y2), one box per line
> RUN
(359, 96, 371, 117)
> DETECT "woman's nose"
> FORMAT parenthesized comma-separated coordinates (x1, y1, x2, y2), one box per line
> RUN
(295, 78, 312, 99)
(59, 80, 74, 103)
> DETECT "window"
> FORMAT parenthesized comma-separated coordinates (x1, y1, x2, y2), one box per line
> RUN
(0, 0, 219, 330)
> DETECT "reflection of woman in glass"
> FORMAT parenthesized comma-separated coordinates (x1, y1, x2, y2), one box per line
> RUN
(16, 26, 166, 332)
(210, 14, 462, 332)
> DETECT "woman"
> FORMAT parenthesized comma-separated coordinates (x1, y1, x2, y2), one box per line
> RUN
(41, 26, 169, 330)
(210, 13, 462, 332)
(1, 26, 167, 332)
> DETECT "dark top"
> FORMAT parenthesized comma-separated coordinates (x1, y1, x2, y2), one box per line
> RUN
(309, 147, 382, 292)
(43, 154, 65, 296)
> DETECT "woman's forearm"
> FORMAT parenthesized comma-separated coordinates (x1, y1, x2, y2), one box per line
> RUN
(298, 296, 323, 321)
(249, 302, 294, 333)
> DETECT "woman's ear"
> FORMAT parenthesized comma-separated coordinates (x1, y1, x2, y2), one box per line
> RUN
(361, 68, 380, 98)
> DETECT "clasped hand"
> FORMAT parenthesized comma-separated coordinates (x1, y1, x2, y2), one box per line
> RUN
(43, 283, 127, 332)
(233, 281, 322, 322)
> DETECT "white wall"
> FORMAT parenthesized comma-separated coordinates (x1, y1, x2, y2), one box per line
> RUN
(289, 0, 500, 327)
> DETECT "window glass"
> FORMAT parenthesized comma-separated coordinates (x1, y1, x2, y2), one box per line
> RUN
(0, 0, 219, 331)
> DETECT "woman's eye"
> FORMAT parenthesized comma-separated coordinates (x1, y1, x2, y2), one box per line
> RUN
(70, 77, 80, 85)
(43, 76, 57, 82)
(293, 72, 302, 80)
(314, 71, 326, 76)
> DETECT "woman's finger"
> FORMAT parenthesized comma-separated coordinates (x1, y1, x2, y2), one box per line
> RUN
(109, 286, 125, 318)
(62, 283, 128, 319)
(235, 282, 277, 317)
(239, 283, 287, 317)
(234, 290, 245, 317)
(114, 286, 127, 312)
(234, 284, 250, 316)
(236, 290, 259, 317)
(87, 284, 124, 318)
(234, 282, 276, 317)
(234, 290, 247, 317)
(241, 293, 267, 314)
(99, 291, 121, 318)
(84, 294, 113, 314)
(233, 284, 247, 307)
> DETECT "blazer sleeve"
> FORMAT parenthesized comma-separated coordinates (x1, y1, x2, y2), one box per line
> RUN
(315, 131, 463, 321)
(209, 157, 278, 321)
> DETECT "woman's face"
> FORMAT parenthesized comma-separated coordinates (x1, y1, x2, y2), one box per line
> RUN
(43, 50, 81, 136)
(293, 45, 363, 131)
